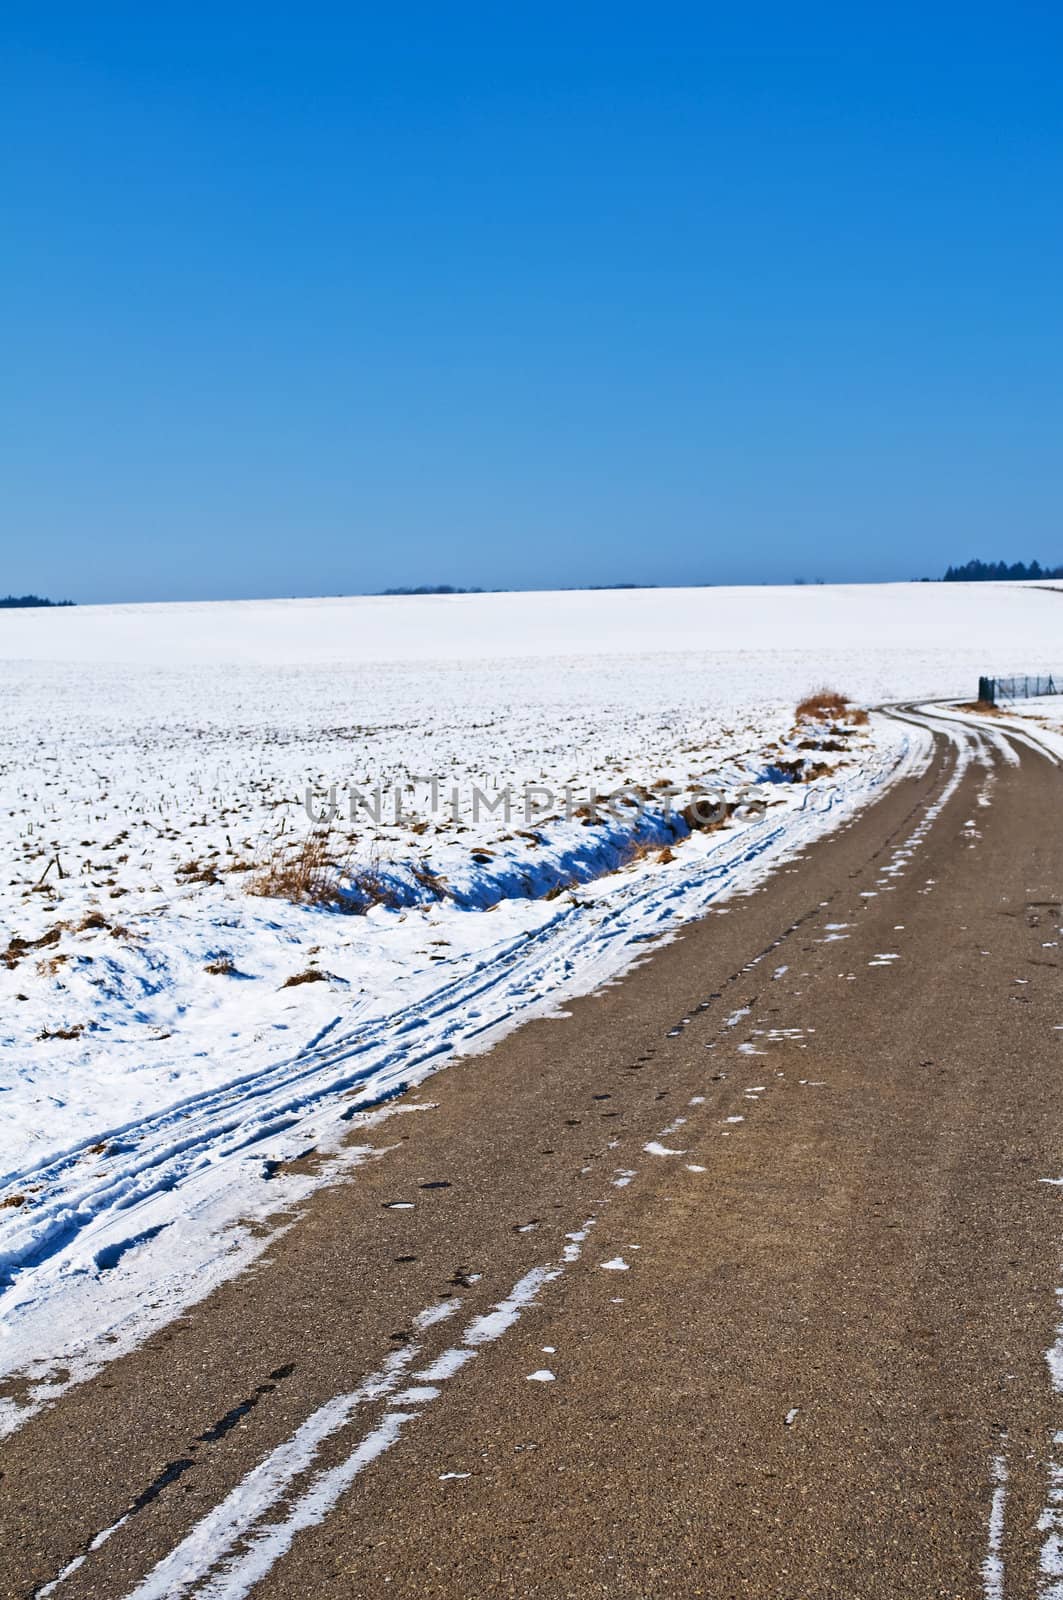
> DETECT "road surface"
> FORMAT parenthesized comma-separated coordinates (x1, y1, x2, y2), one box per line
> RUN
(3, 708, 1063, 1599)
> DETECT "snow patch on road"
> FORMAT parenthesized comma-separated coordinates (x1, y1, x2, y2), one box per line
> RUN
(982, 1444, 1007, 1600)
(40, 1225, 596, 1600)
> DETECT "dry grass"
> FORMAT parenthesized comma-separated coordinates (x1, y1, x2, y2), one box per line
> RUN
(795, 690, 869, 732)
(248, 828, 409, 914)
(248, 829, 351, 910)
(37, 953, 71, 976)
(621, 836, 689, 869)
(621, 837, 658, 868)
(3, 925, 64, 969)
(281, 967, 329, 988)
(796, 688, 853, 721)
(796, 736, 847, 752)
(956, 699, 1002, 716)
(176, 858, 220, 885)
(204, 955, 235, 976)
(680, 798, 731, 832)
(410, 861, 447, 901)
(344, 862, 407, 911)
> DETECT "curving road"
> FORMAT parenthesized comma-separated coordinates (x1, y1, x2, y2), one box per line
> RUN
(3, 707, 1063, 1599)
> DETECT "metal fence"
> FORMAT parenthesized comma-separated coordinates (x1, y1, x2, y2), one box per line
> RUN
(978, 674, 1060, 705)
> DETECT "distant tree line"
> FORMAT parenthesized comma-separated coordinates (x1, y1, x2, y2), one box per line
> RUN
(944, 559, 1063, 582)
(0, 594, 75, 608)
(379, 582, 654, 595)
(377, 582, 653, 595)
(381, 584, 484, 596)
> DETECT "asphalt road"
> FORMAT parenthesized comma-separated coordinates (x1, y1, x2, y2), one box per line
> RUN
(3, 710, 1063, 1600)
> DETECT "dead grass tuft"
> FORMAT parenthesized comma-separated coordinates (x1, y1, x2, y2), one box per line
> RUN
(623, 835, 686, 868)
(249, 830, 406, 913)
(176, 859, 220, 885)
(956, 700, 1002, 716)
(37, 953, 71, 976)
(281, 967, 329, 988)
(796, 737, 847, 753)
(248, 829, 351, 910)
(681, 798, 731, 832)
(410, 861, 447, 901)
(204, 955, 235, 976)
(796, 688, 853, 722)
(3, 926, 64, 969)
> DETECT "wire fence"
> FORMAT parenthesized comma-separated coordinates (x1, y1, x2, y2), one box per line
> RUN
(978, 674, 1061, 705)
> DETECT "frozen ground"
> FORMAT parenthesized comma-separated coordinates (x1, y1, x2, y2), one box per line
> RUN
(1, 579, 1060, 1431)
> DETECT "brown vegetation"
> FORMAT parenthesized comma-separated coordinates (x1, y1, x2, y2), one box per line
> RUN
(248, 829, 350, 910)
(3, 925, 63, 969)
(281, 968, 329, 988)
(176, 859, 220, 885)
(410, 861, 447, 901)
(249, 827, 416, 914)
(795, 688, 853, 721)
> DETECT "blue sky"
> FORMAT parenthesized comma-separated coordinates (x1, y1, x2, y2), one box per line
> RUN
(3, 4, 1061, 602)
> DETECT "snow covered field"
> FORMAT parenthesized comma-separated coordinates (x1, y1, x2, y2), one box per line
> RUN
(1, 580, 1060, 1432)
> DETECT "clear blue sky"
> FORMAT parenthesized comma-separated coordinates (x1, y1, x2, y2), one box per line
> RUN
(3, 4, 1061, 602)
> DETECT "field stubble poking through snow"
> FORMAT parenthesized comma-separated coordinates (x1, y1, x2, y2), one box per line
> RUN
(0, 580, 1060, 1430)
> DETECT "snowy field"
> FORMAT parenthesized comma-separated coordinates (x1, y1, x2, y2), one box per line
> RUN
(1, 579, 1060, 1432)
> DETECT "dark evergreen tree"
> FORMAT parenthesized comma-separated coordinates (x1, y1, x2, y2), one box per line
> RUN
(943, 559, 1063, 582)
